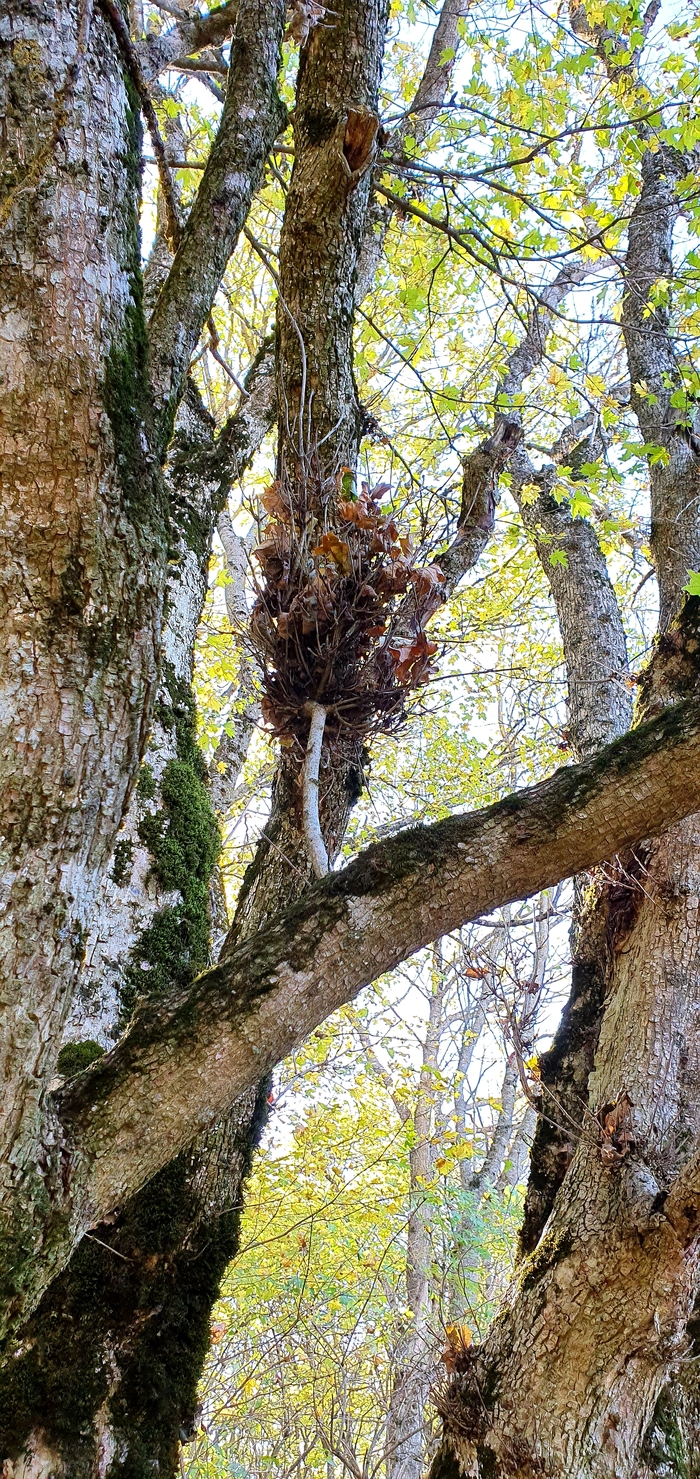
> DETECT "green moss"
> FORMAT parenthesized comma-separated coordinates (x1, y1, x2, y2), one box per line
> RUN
(136, 763, 156, 801)
(0, 1082, 270, 1479)
(119, 666, 220, 1025)
(519, 1225, 574, 1295)
(103, 74, 163, 533)
(112, 838, 134, 885)
(57, 1041, 106, 1079)
(139, 759, 219, 895)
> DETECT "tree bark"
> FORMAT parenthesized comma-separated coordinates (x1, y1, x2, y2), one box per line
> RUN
(0, 0, 167, 1299)
(430, 73, 700, 1463)
(0, 350, 275, 1475)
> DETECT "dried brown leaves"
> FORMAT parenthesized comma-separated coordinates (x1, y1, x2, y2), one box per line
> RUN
(250, 471, 444, 743)
(598, 1091, 636, 1167)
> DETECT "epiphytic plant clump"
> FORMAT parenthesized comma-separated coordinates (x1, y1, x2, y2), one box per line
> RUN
(249, 463, 445, 747)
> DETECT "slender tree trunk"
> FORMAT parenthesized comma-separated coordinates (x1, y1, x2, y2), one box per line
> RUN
(386, 969, 445, 1479)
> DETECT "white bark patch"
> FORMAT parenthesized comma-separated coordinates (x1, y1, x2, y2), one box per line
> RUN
(0, 309, 32, 394)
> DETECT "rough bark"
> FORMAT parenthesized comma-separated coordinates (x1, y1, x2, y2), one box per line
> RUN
(513, 45, 700, 1282)
(513, 452, 632, 759)
(137, 1, 239, 86)
(276, 0, 389, 468)
(0, 1081, 268, 1479)
(0, 0, 167, 1294)
(430, 109, 700, 1472)
(433, 800, 700, 1476)
(0, 349, 277, 1474)
(430, 621, 700, 1474)
(622, 145, 700, 628)
(569, 1, 700, 629)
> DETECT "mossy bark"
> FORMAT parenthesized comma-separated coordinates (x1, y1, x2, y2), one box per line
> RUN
(0, 364, 276, 1473)
(0, 1082, 268, 1479)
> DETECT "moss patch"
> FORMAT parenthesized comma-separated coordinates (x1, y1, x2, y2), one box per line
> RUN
(0, 1083, 270, 1479)
(57, 1041, 105, 1078)
(103, 76, 158, 526)
(119, 665, 220, 1023)
(112, 838, 134, 886)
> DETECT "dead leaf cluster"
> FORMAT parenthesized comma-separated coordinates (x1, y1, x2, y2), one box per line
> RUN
(249, 468, 444, 745)
(440, 1323, 474, 1375)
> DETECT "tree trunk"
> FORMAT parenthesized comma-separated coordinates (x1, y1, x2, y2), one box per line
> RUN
(431, 85, 700, 1464)
(0, 0, 165, 1243)
(0, 349, 274, 1475)
(435, 808, 700, 1478)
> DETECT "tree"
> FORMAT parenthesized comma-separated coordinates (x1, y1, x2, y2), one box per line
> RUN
(2, 0, 700, 1473)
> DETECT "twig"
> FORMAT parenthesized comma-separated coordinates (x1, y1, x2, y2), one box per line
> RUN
(302, 702, 329, 878)
(206, 313, 249, 395)
(84, 1231, 132, 1261)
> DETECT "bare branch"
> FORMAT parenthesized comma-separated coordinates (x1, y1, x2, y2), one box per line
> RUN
(147, 0, 287, 452)
(302, 703, 330, 879)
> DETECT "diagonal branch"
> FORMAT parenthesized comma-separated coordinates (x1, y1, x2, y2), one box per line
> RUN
(379, 260, 598, 656)
(54, 667, 700, 1247)
(138, 3, 239, 85)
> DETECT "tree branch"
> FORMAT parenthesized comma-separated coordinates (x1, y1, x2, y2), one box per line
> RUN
(302, 703, 330, 879)
(55, 673, 700, 1249)
(147, 0, 286, 453)
(137, 0, 239, 83)
(511, 445, 632, 758)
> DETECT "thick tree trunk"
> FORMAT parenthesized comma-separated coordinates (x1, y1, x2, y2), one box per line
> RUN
(0, 352, 274, 1475)
(0, 0, 393, 1462)
(435, 809, 700, 1478)
(0, 0, 167, 1324)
